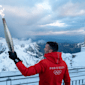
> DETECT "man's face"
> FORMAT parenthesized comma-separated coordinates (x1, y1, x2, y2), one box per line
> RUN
(44, 44, 52, 53)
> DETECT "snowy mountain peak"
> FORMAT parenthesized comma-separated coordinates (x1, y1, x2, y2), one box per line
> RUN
(0, 37, 43, 72)
(37, 40, 46, 44)
(77, 42, 85, 47)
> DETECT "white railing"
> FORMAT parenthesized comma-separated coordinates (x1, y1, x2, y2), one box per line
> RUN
(0, 71, 39, 85)
(0, 67, 85, 85)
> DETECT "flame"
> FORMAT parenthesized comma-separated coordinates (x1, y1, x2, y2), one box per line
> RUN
(0, 5, 5, 18)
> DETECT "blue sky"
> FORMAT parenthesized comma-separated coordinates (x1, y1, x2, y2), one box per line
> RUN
(0, 0, 85, 42)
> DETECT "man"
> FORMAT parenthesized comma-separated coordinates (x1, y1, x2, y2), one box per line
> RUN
(8, 41, 70, 85)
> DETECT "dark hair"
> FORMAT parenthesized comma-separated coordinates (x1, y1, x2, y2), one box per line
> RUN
(46, 41, 58, 52)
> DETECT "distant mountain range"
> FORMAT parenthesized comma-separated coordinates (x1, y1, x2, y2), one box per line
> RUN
(0, 37, 85, 72)
(37, 42, 81, 54)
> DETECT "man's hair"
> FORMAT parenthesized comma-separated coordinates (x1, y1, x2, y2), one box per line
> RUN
(46, 41, 58, 52)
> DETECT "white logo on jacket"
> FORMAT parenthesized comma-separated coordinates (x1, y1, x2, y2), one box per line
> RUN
(49, 66, 65, 70)
(53, 70, 62, 75)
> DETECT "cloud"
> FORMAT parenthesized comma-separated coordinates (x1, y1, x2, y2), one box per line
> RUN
(54, 2, 85, 17)
(0, 0, 85, 40)
(0, 1, 52, 38)
(3, 4, 49, 30)
(61, 16, 85, 31)
(4, 6, 43, 18)
(0, 5, 2, 7)
(24, 27, 85, 36)
(36, 1, 51, 10)
(2, 0, 51, 19)
(0, 0, 44, 7)
(39, 20, 67, 27)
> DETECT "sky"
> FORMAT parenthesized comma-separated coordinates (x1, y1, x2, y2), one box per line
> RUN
(0, 0, 85, 43)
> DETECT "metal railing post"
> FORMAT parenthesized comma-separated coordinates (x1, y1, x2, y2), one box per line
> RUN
(79, 80, 80, 85)
(75, 80, 77, 85)
(82, 79, 83, 84)
(6, 77, 11, 85)
(72, 81, 73, 85)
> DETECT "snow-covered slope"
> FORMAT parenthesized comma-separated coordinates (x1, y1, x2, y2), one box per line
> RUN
(62, 52, 73, 68)
(72, 48, 85, 67)
(62, 46, 85, 68)
(77, 42, 85, 47)
(0, 37, 43, 72)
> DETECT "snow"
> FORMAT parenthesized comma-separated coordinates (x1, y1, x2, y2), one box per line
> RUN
(72, 51, 85, 67)
(61, 45, 85, 69)
(37, 40, 46, 44)
(81, 47, 85, 52)
(62, 52, 72, 68)
(0, 38, 43, 72)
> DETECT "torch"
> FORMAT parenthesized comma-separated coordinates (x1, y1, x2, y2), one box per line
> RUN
(0, 5, 14, 52)
(2, 18, 14, 52)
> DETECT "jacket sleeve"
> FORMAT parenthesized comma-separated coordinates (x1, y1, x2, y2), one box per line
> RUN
(63, 64, 71, 85)
(16, 60, 46, 76)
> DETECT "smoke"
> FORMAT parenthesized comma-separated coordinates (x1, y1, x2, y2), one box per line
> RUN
(0, 5, 5, 18)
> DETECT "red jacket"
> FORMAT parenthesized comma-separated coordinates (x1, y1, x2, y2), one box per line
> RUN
(16, 52, 70, 85)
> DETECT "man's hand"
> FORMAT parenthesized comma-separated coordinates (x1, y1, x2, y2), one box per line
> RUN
(8, 51, 17, 60)
(8, 51, 22, 64)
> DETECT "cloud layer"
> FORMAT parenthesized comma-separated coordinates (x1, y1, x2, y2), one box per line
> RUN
(0, 0, 85, 40)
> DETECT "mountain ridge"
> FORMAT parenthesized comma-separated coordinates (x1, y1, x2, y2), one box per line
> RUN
(0, 37, 85, 72)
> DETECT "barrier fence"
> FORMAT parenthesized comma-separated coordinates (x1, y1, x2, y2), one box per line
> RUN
(0, 67, 85, 85)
